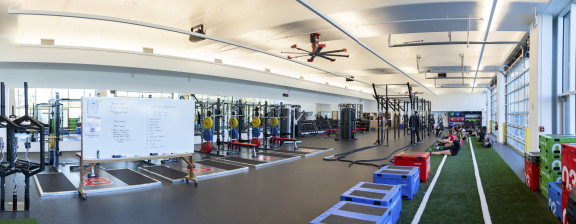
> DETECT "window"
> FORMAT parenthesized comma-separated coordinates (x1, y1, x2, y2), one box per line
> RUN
(505, 57, 529, 151)
(490, 84, 497, 136)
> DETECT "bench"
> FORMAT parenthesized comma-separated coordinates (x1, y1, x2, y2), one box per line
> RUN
(229, 141, 258, 157)
(270, 136, 301, 149)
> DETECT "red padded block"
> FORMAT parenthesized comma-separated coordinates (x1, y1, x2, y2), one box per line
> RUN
(394, 151, 430, 182)
(564, 187, 569, 224)
(525, 159, 539, 191)
(562, 144, 576, 191)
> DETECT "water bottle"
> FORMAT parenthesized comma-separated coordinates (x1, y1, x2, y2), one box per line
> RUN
(97, 149, 100, 159)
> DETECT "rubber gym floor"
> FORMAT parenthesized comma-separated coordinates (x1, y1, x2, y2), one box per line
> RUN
(1, 130, 559, 224)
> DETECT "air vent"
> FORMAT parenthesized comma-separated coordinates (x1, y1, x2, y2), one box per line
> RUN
(214, 58, 223, 64)
(40, 39, 54, 45)
(143, 47, 154, 54)
(438, 73, 447, 78)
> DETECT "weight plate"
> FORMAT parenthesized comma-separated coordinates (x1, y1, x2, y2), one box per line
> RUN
(201, 142, 213, 153)
(270, 117, 279, 127)
(202, 129, 213, 141)
(229, 117, 239, 128)
(230, 128, 239, 139)
(272, 127, 280, 136)
(203, 117, 213, 129)
(251, 117, 261, 127)
(252, 128, 261, 137)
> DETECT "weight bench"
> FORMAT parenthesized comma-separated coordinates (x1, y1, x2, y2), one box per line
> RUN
(356, 127, 367, 134)
(229, 141, 258, 158)
(270, 136, 301, 150)
(325, 129, 339, 137)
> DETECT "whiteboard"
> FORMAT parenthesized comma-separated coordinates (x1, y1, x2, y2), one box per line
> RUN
(81, 97, 194, 159)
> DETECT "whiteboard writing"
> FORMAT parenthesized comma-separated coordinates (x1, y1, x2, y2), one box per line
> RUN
(82, 97, 194, 159)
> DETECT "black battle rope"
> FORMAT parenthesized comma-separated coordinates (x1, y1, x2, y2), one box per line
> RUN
(323, 144, 413, 168)
(348, 144, 411, 168)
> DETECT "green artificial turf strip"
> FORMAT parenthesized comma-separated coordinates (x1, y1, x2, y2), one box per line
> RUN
(0, 219, 39, 224)
(471, 139, 559, 223)
(418, 139, 484, 223)
(397, 141, 483, 224)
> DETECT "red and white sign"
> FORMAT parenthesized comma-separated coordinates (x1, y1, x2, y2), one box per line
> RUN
(562, 144, 576, 191)
(190, 166, 213, 173)
(258, 156, 276, 161)
(84, 177, 113, 186)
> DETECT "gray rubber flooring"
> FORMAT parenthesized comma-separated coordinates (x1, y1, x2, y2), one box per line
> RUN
(1, 129, 487, 223)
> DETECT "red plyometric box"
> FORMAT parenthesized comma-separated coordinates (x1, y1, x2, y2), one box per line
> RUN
(562, 143, 576, 191)
(564, 187, 569, 224)
(525, 159, 539, 191)
(394, 151, 430, 182)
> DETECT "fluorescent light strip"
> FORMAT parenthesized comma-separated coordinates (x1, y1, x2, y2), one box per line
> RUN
(295, 0, 436, 95)
(471, 0, 498, 93)
(7, 9, 374, 89)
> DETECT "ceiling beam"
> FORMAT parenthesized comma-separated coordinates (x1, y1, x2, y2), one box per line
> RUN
(296, 0, 437, 95)
(389, 41, 520, 48)
(471, 0, 498, 93)
(7, 8, 382, 93)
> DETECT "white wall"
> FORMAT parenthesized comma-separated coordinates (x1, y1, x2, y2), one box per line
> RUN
(427, 92, 487, 111)
(363, 99, 378, 113)
(0, 65, 365, 106)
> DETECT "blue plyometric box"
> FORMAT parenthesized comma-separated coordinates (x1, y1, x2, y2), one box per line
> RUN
(341, 182, 402, 224)
(548, 182, 562, 222)
(309, 201, 392, 224)
(373, 165, 420, 200)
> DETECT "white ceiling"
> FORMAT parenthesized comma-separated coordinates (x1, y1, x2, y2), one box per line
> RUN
(2, 0, 551, 96)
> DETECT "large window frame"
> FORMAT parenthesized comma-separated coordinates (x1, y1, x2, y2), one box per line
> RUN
(505, 57, 529, 151)
(490, 84, 497, 136)
(558, 9, 576, 134)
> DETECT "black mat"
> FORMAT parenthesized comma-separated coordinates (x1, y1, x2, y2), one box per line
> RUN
(218, 157, 267, 165)
(386, 165, 415, 170)
(105, 169, 157, 185)
(36, 173, 76, 193)
(196, 160, 247, 170)
(141, 166, 186, 179)
(319, 214, 376, 224)
(256, 152, 298, 158)
(340, 203, 388, 216)
(378, 170, 410, 175)
(349, 190, 386, 199)
(360, 183, 393, 191)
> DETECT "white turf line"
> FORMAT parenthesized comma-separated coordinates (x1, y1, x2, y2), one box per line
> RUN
(411, 155, 447, 224)
(470, 139, 492, 224)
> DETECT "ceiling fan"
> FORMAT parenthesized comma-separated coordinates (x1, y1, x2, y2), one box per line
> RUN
(282, 33, 349, 62)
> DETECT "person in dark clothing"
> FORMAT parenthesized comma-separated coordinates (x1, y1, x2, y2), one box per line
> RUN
(430, 130, 463, 156)
(413, 111, 422, 144)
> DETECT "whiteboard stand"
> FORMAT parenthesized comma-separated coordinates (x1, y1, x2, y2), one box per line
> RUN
(77, 153, 197, 200)
(77, 97, 197, 200)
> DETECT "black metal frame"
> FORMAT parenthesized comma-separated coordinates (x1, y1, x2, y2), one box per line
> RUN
(0, 82, 46, 211)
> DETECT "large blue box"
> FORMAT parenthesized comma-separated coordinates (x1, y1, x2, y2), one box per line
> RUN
(341, 182, 401, 223)
(373, 165, 420, 200)
(548, 182, 562, 222)
(309, 201, 392, 224)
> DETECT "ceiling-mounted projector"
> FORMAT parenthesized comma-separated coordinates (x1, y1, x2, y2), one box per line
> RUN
(189, 24, 206, 42)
